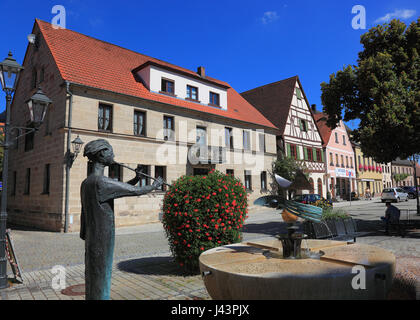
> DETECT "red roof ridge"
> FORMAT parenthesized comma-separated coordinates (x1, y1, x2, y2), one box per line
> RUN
(34, 19, 278, 130)
(35, 19, 229, 88)
(241, 75, 298, 95)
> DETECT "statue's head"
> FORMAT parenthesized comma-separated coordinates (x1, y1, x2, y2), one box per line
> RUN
(83, 139, 114, 166)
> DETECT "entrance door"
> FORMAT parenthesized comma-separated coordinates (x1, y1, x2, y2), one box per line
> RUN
(317, 178, 323, 197)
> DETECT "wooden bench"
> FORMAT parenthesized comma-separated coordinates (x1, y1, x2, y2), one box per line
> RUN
(303, 218, 370, 242)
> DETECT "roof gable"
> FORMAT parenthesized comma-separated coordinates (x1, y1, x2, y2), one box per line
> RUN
(241, 76, 297, 133)
(313, 113, 333, 147)
(241, 76, 324, 145)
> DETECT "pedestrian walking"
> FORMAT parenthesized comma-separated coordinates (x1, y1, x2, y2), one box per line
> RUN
(365, 187, 372, 200)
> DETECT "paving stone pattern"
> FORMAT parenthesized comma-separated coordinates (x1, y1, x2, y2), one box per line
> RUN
(1, 205, 420, 300)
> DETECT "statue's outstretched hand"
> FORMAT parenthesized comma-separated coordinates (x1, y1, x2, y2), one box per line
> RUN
(152, 177, 164, 190)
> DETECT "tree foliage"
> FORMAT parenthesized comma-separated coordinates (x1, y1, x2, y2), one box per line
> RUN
(272, 152, 309, 197)
(321, 18, 420, 163)
(393, 173, 409, 183)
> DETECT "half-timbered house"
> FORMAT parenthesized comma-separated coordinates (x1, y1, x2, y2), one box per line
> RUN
(241, 76, 326, 197)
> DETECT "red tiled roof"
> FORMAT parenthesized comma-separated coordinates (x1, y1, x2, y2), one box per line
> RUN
(36, 20, 277, 130)
(240, 76, 298, 134)
(313, 113, 332, 148)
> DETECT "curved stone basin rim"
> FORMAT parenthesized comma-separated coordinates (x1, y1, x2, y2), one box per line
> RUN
(199, 238, 396, 300)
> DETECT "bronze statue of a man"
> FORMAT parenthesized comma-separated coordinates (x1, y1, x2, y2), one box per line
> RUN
(80, 139, 163, 300)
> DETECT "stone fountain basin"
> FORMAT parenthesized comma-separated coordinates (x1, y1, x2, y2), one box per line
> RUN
(199, 238, 396, 300)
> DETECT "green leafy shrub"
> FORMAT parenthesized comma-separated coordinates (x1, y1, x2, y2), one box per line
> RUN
(162, 170, 248, 272)
(321, 207, 349, 220)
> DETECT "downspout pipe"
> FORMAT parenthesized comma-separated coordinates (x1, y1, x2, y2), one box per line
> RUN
(64, 81, 73, 233)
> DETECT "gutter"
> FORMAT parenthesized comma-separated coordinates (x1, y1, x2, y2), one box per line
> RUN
(65, 81, 280, 134)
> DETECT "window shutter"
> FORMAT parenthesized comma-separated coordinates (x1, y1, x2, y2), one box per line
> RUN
(321, 149, 325, 163)
(304, 147, 308, 160)
(313, 149, 317, 162)
(286, 143, 291, 158)
(296, 146, 300, 160)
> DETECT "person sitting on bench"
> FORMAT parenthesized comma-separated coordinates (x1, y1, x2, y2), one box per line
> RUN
(381, 202, 405, 237)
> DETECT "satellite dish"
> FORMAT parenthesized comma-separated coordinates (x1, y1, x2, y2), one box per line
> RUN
(275, 174, 292, 189)
(27, 34, 36, 44)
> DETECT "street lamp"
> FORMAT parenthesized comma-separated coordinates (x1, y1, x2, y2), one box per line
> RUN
(71, 135, 84, 156)
(0, 52, 23, 94)
(66, 135, 84, 167)
(26, 87, 52, 128)
(0, 52, 51, 289)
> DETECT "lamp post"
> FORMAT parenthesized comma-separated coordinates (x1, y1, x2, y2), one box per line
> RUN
(63, 135, 84, 233)
(412, 154, 420, 216)
(0, 52, 51, 289)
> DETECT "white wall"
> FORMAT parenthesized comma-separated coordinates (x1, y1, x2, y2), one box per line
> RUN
(137, 65, 228, 110)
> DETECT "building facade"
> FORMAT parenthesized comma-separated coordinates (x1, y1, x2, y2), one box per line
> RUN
(391, 159, 415, 187)
(241, 76, 326, 197)
(353, 143, 384, 197)
(381, 163, 393, 189)
(7, 20, 279, 232)
(314, 115, 355, 200)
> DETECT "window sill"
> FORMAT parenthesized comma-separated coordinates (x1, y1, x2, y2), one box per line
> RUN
(41, 192, 50, 196)
(185, 97, 201, 103)
(208, 103, 221, 108)
(159, 91, 177, 97)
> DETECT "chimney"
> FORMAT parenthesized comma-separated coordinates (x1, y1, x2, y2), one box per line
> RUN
(311, 104, 317, 113)
(197, 66, 205, 78)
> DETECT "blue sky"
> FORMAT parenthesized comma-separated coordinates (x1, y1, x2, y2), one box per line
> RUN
(0, 0, 419, 130)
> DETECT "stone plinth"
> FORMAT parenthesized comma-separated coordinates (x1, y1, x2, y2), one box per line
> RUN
(199, 238, 395, 300)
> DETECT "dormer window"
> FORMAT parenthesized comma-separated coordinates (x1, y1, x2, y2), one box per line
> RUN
(135, 61, 228, 110)
(186, 85, 198, 101)
(161, 78, 175, 95)
(209, 92, 220, 107)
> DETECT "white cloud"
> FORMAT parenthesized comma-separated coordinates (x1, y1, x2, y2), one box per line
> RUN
(261, 11, 279, 25)
(375, 9, 416, 23)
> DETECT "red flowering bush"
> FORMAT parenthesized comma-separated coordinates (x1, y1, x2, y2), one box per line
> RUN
(162, 170, 248, 272)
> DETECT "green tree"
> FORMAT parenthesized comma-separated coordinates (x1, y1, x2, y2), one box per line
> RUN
(393, 173, 409, 184)
(272, 152, 308, 198)
(321, 18, 420, 163)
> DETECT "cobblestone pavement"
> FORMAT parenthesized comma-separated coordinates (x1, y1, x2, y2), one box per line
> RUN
(1, 204, 420, 300)
(0, 255, 209, 300)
